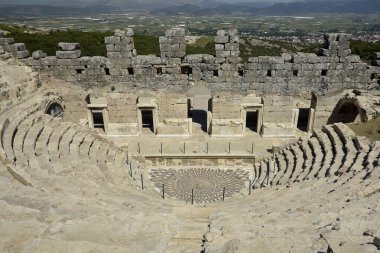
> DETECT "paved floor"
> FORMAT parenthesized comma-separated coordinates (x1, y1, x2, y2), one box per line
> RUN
(109, 130, 309, 159)
(149, 167, 250, 203)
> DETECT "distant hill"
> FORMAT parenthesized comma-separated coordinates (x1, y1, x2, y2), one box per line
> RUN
(1, 0, 380, 16)
(0, 5, 114, 16)
(156, 0, 380, 15)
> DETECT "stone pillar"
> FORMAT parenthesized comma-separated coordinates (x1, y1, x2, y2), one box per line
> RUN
(320, 33, 351, 58)
(159, 28, 186, 60)
(56, 42, 81, 59)
(215, 29, 240, 64)
(105, 28, 136, 75)
(307, 108, 315, 133)
(0, 36, 29, 59)
(291, 109, 299, 128)
(214, 29, 240, 82)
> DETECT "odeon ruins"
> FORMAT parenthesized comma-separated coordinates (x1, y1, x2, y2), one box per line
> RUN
(0, 28, 379, 252)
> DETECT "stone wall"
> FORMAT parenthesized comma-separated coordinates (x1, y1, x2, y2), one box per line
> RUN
(1, 28, 378, 96)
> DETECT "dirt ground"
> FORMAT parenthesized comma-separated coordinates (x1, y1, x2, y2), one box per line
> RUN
(348, 115, 380, 141)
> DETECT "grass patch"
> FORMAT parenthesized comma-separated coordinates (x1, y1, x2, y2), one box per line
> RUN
(186, 36, 215, 55)
(348, 116, 380, 141)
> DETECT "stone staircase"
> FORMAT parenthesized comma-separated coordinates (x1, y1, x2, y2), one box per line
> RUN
(167, 206, 212, 253)
(253, 123, 380, 189)
(0, 94, 138, 191)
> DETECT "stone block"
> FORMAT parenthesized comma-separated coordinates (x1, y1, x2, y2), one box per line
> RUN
(41, 56, 57, 66)
(105, 36, 121, 44)
(230, 35, 239, 43)
(216, 30, 227, 36)
(216, 50, 231, 58)
(123, 36, 134, 44)
(215, 44, 224, 51)
(56, 50, 81, 59)
(3, 43, 26, 52)
(125, 28, 134, 36)
(338, 49, 351, 57)
(106, 44, 115, 52)
(0, 38, 14, 45)
(58, 42, 80, 51)
(348, 54, 361, 63)
(159, 36, 167, 44)
(16, 50, 29, 59)
(227, 57, 240, 64)
(133, 55, 161, 65)
(225, 42, 239, 51)
(214, 36, 229, 44)
(32, 50, 47, 60)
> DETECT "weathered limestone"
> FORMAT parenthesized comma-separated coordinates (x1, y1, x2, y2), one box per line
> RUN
(58, 42, 80, 51)
(160, 28, 186, 59)
(32, 50, 47, 60)
(56, 42, 81, 59)
(0, 40, 29, 59)
(10, 28, 378, 95)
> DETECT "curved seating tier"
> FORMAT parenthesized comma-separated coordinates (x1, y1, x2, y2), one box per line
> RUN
(0, 95, 130, 189)
(253, 123, 380, 189)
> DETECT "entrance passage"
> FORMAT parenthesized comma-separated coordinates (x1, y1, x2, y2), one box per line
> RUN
(92, 111, 104, 130)
(141, 110, 154, 132)
(191, 95, 211, 133)
(246, 111, 258, 132)
(297, 108, 310, 131)
(46, 103, 63, 118)
(328, 102, 360, 124)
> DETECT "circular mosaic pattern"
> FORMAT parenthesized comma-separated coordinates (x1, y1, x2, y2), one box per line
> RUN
(149, 167, 249, 203)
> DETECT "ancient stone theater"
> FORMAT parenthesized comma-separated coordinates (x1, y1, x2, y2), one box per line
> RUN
(0, 28, 379, 252)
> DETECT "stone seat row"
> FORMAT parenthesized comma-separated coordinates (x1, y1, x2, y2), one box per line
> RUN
(0, 97, 130, 187)
(253, 123, 379, 189)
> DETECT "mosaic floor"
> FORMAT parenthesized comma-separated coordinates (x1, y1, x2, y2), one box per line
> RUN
(149, 167, 250, 203)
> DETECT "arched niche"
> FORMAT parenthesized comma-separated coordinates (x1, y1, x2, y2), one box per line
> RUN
(45, 100, 64, 118)
(328, 97, 367, 124)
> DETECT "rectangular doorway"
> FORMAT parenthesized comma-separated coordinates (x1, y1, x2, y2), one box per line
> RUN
(92, 111, 104, 130)
(141, 110, 154, 132)
(246, 111, 258, 132)
(297, 108, 310, 131)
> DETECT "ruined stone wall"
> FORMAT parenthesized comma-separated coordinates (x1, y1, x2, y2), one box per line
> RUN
(59, 88, 88, 123)
(1, 29, 378, 96)
(105, 93, 138, 123)
(156, 93, 188, 122)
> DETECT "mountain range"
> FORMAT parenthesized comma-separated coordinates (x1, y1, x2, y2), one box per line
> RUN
(0, 0, 379, 16)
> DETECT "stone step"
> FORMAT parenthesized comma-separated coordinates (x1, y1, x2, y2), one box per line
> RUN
(96, 142, 110, 164)
(69, 131, 89, 159)
(296, 139, 315, 181)
(323, 125, 345, 176)
(47, 122, 71, 163)
(289, 143, 304, 182)
(277, 148, 295, 185)
(313, 130, 333, 178)
(89, 138, 103, 161)
(0, 97, 41, 157)
(13, 113, 43, 166)
(79, 135, 96, 158)
(35, 118, 61, 156)
(271, 152, 287, 185)
(3, 107, 40, 162)
(59, 126, 81, 159)
(307, 137, 326, 180)
(253, 161, 265, 188)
